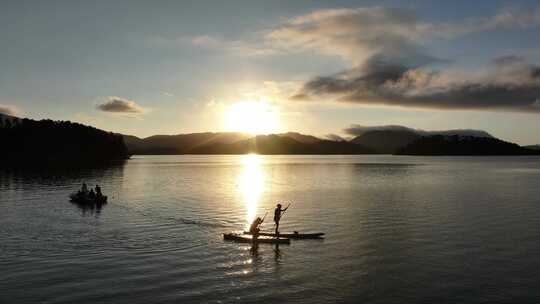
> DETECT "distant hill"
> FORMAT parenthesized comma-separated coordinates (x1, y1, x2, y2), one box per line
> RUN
(123, 127, 536, 156)
(430, 130, 492, 138)
(123, 132, 329, 154)
(351, 129, 421, 154)
(0, 117, 129, 166)
(277, 132, 321, 144)
(348, 126, 493, 154)
(122, 134, 146, 152)
(396, 135, 539, 156)
(191, 134, 373, 154)
(524, 145, 540, 150)
(123, 132, 251, 154)
(0, 113, 21, 125)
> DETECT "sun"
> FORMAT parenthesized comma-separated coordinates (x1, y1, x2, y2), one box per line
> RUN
(224, 101, 280, 135)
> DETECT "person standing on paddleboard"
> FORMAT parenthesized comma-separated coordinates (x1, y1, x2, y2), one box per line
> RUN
(274, 203, 289, 236)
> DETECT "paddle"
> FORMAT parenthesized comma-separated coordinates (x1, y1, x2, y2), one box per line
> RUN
(281, 203, 292, 217)
(259, 212, 268, 228)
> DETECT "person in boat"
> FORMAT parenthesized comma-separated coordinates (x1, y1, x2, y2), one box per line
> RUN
(95, 185, 102, 198)
(81, 183, 88, 194)
(249, 217, 264, 239)
(274, 203, 289, 236)
(88, 189, 96, 199)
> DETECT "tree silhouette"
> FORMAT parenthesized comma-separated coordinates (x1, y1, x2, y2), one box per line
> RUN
(397, 135, 538, 155)
(0, 118, 129, 167)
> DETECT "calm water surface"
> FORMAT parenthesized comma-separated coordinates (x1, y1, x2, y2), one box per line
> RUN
(1, 155, 540, 303)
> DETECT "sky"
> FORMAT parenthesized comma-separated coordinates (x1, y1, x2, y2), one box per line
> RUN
(1, 0, 540, 144)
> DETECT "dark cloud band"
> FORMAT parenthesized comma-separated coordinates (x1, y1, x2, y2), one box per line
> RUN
(295, 58, 540, 113)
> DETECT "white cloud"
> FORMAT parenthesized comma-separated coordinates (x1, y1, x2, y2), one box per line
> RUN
(0, 104, 20, 116)
(156, 34, 278, 57)
(266, 7, 540, 63)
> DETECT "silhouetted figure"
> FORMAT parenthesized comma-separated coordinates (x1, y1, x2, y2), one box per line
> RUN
(81, 183, 88, 193)
(88, 189, 96, 199)
(274, 203, 289, 237)
(249, 217, 264, 241)
(95, 185, 102, 198)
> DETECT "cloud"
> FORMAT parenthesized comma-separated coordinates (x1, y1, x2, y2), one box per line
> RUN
(156, 35, 277, 57)
(194, 35, 279, 57)
(325, 134, 347, 141)
(154, 8, 540, 63)
(0, 104, 19, 116)
(419, 9, 540, 38)
(344, 125, 420, 136)
(295, 55, 540, 112)
(267, 7, 540, 63)
(345, 124, 493, 138)
(97, 97, 145, 114)
(273, 7, 540, 113)
(267, 7, 439, 65)
(490, 55, 525, 66)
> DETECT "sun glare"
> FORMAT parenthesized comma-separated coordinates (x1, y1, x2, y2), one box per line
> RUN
(224, 101, 280, 135)
(238, 154, 265, 230)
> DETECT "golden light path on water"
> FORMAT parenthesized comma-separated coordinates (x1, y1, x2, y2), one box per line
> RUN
(238, 154, 265, 230)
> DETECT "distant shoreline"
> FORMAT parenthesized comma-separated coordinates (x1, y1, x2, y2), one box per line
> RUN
(2, 114, 539, 160)
(129, 153, 540, 157)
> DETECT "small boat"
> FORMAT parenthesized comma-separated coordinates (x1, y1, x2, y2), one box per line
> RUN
(69, 192, 108, 205)
(223, 233, 290, 244)
(243, 231, 325, 239)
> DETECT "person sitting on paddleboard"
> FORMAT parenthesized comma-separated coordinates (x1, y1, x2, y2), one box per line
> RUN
(249, 217, 264, 240)
(274, 203, 289, 236)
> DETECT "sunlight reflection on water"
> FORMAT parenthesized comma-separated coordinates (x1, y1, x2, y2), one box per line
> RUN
(238, 154, 265, 230)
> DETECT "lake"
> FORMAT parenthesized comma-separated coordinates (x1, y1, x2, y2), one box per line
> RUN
(1, 155, 540, 303)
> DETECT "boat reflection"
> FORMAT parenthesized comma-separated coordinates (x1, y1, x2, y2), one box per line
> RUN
(71, 201, 104, 218)
(238, 154, 265, 230)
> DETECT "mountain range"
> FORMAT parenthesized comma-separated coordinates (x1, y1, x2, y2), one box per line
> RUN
(123, 127, 539, 156)
(1, 112, 539, 156)
(123, 132, 373, 154)
(525, 145, 540, 151)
